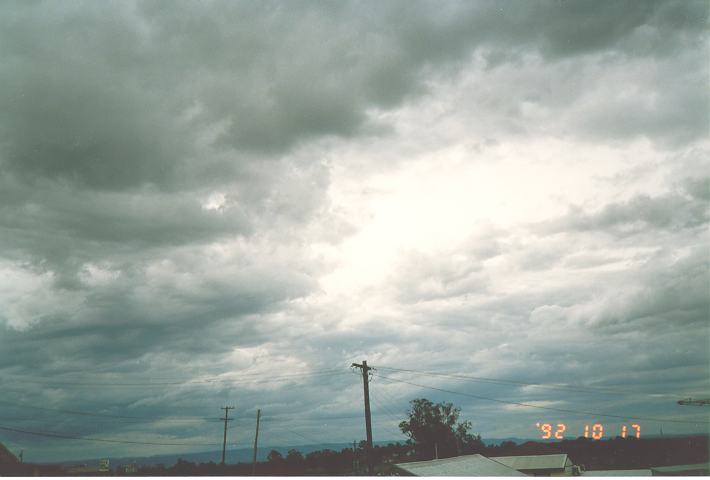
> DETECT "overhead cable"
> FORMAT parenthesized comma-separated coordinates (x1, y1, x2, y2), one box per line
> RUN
(375, 366, 682, 399)
(0, 424, 228, 447)
(373, 373, 709, 425)
(0, 369, 350, 388)
(0, 399, 219, 422)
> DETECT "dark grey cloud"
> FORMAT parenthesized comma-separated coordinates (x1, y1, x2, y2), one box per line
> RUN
(0, 0, 708, 462)
(1, 1, 706, 191)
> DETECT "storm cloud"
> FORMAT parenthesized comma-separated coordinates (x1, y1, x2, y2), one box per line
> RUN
(0, 0, 707, 463)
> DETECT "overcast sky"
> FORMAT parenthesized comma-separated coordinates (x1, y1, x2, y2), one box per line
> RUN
(0, 0, 708, 464)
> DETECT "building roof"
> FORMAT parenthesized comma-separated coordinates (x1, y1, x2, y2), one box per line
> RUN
(582, 469, 653, 476)
(394, 454, 527, 477)
(66, 465, 105, 473)
(490, 454, 571, 471)
(0, 442, 18, 465)
(650, 463, 709, 475)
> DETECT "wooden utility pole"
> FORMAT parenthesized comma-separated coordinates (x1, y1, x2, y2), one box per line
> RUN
(220, 406, 235, 465)
(352, 360, 374, 475)
(252, 409, 261, 475)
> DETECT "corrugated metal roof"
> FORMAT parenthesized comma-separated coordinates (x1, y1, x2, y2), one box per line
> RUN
(490, 454, 570, 471)
(394, 454, 528, 476)
(582, 469, 653, 476)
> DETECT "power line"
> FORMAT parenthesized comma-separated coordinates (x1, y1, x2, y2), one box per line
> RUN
(367, 395, 406, 440)
(279, 427, 324, 446)
(2, 366, 345, 380)
(1, 369, 353, 422)
(4, 403, 376, 451)
(48, 410, 396, 433)
(0, 424, 224, 447)
(0, 415, 222, 425)
(375, 366, 683, 399)
(0, 400, 147, 420)
(261, 413, 362, 422)
(367, 389, 404, 426)
(371, 382, 407, 415)
(0, 399, 224, 422)
(257, 428, 293, 447)
(373, 373, 709, 425)
(368, 393, 401, 423)
(259, 417, 327, 446)
(0, 369, 350, 388)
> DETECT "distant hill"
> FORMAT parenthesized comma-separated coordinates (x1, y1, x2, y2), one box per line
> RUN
(483, 434, 702, 446)
(483, 437, 535, 446)
(52, 440, 400, 469)
(40, 434, 710, 471)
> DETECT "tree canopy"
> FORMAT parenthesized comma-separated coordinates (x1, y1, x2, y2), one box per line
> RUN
(399, 398, 484, 460)
(266, 450, 284, 464)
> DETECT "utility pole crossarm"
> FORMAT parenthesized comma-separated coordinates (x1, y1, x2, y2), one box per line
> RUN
(678, 398, 710, 406)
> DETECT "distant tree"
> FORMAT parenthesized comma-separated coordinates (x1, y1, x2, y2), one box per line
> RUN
(267, 450, 284, 464)
(399, 398, 484, 460)
(172, 458, 197, 475)
(305, 449, 343, 472)
(285, 449, 304, 465)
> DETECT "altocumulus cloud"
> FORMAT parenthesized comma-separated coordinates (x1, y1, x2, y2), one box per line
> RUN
(0, 0, 708, 462)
